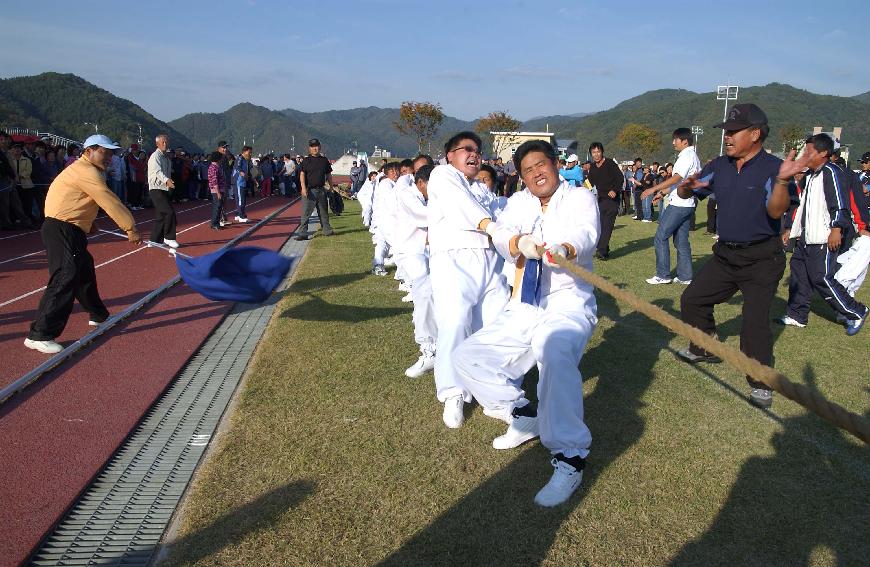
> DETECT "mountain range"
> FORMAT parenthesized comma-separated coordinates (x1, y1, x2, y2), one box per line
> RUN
(0, 73, 199, 151)
(2, 73, 869, 164)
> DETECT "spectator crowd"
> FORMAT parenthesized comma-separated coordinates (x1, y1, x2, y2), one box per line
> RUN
(0, 129, 311, 232)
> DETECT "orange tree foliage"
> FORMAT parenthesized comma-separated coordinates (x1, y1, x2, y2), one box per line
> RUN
(475, 111, 521, 157)
(394, 101, 445, 154)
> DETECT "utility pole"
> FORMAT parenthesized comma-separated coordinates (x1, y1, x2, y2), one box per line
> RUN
(136, 123, 143, 145)
(716, 85, 739, 156)
(691, 125, 704, 149)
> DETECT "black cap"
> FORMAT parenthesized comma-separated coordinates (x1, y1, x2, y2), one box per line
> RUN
(217, 140, 228, 148)
(714, 103, 768, 130)
(860, 151, 870, 163)
(308, 138, 320, 147)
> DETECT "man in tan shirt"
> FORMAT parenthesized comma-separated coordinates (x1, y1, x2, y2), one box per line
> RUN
(25, 135, 141, 354)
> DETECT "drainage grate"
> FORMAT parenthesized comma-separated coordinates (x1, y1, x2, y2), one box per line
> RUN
(28, 236, 310, 566)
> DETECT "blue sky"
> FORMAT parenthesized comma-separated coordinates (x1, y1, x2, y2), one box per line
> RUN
(3, 0, 867, 122)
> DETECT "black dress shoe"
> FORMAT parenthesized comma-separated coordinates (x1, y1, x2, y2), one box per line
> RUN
(293, 234, 308, 241)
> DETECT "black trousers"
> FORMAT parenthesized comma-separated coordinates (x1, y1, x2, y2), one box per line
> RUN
(680, 236, 785, 389)
(786, 240, 867, 324)
(633, 188, 643, 218)
(706, 200, 717, 234)
(597, 199, 619, 256)
(295, 187, 332, 234)
(28, 218, 109, 341)
(149, 189, 177, 242)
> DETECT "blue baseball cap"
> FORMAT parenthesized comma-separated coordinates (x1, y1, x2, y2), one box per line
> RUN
(83, 134, 121, 149)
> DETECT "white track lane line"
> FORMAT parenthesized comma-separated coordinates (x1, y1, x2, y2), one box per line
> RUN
(0, 198, 265, 266)
(0, 200, 213, 243)
(0, 197, 272, 308)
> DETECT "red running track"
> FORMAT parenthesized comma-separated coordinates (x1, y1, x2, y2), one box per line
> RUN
(0, 196, 303, 566)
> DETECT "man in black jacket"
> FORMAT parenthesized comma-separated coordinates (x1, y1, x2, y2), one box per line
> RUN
(586, 142, 623, 259)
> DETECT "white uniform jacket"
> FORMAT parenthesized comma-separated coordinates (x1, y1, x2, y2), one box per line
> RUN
(492, 181, 600, 300)
(428, 164, 493, 252)
(371, 177, 396, 238)
(790, 163, 851, 244)
(394, 180, 428, 256)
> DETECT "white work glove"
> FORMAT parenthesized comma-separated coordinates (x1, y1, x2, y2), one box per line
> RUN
(517, 234, 543, 259)
(543, 244, 567, 268)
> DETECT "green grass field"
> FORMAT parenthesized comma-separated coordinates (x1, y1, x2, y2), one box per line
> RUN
(160, 201, 870, 567)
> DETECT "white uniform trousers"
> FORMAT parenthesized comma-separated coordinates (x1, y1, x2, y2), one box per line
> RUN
(373, 235, 390, 267)
(454, 290, 596, 458)
(430, 248, 509, 402)
(401, 252, 437, 350)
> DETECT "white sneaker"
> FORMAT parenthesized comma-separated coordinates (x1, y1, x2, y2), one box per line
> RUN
(442, 395, 465, 429)
(405, 351, 435, 378)
(777, 315, 806, 328)
(492, 415, 540, 449)
(401, 292, 413, 302)
(482, 406, 513, 424)
(384, 256, 396, 267)
(235, 215, 249, 223)
(24, 338, 63, 354)
(534, 457, 584, 507)
(645, 275, 672, 284)
(88, 319, 102, 327)
(641, 219, 653, 223)
(674, 278, 692, 285)
(164, 239, 180, 249)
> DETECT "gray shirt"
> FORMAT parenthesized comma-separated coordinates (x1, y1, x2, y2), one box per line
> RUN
(147, 149, 172, 191)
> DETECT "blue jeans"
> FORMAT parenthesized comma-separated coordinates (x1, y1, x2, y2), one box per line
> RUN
(654, 205, 693, 281)
(642, 194, 653, 221)
(236, 179, 246, 217)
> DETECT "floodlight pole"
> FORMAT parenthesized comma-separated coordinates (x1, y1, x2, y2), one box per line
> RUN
(716, 85, 739, 156)
(691, 125, 704, 148)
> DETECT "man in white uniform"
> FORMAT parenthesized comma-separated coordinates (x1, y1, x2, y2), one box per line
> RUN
(395, 162, 438, 377)
(357, 171, 378, 227)
(427, 131, 510, 428)
(371, 162, 399, 276)
(454, 139, 600, 507)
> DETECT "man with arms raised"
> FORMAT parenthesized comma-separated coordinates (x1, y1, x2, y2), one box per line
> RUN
(454, 139, 600, 506)
(26, 135, 140, 354)
(427, 131, 509, 428)
(676, 104, 808, 408)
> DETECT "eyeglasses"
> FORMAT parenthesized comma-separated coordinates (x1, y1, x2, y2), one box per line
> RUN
(449, 145, 481, 154)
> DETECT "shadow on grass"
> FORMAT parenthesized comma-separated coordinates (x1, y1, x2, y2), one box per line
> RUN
(289, 271, 370, 294)
(281, 294, 411, 323)
(161, 479, 315, 565)
(670, 365, 870, 566)
(375, 293, 671, 567)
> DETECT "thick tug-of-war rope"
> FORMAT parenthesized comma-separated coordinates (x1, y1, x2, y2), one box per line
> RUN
(542, 248, 870, 445)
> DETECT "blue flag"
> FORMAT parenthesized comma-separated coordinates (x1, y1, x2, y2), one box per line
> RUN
(175, 246, 295, 303)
